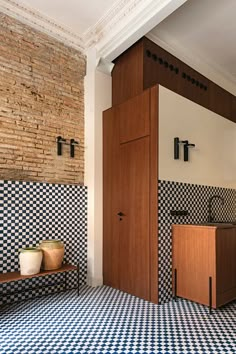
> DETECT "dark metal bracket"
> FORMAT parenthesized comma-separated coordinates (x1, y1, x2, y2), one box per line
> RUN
(174, 137, 180, 159)
(183, 141, 195, 161)
(70, 139, 79, 158)
(57, 136, 67, 156)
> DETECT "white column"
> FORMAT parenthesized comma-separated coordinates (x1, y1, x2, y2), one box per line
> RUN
(84, 48, 112, 286)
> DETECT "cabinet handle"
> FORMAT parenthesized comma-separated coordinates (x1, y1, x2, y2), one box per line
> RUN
(117, 212, 124, 216)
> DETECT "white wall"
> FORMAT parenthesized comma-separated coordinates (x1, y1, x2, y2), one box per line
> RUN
(85, 48, 112, 286)
(159, 86, 236, 188)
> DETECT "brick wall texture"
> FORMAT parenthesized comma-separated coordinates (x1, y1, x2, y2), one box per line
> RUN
(0, 13, 86, 184)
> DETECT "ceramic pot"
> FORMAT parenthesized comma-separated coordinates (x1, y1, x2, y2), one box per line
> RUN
(39, 240, 64, 270)
(19, 247, 43, 276)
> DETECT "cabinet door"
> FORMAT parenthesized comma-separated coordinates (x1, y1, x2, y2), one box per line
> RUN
(172, 225, 216, 307)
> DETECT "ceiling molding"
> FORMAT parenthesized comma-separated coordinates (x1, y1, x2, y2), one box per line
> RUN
(147, 32, 236, 96)
(84, 0, 187, 60)
(0, 0, 186, 61)
(0, 0, 84, 52)
(83, 0, 143, 48)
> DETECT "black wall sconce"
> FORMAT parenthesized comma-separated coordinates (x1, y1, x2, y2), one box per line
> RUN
(70, 139, 79, 158)
(174, 137, 195, 161)
(57, 136, 79, 157)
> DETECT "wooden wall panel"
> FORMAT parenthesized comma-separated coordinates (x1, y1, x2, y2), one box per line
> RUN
(118, 90, 150, 143)
(143, 37, 234, 122)
(208, 83, 233, 120)
(112, 40, 144, 106)
(150, 85, 159, 304)
(231, 96, 236, 122)
(143, 39, 180, 94)
(103, 108, 120, 289)
(112, 37, 236, 123)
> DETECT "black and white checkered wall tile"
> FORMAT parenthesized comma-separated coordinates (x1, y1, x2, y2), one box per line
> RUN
(158, 179, 236, 304)
(0, 180, 87, 306)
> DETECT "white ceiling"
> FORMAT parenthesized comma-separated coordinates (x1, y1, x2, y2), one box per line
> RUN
(148, 0, 236, 91)
(17, 0, 118, 34)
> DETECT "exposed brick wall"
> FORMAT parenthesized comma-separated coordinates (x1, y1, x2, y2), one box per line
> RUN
(0, 13, 86, 184)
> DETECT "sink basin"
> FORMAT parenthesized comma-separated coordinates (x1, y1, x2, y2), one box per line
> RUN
(211, 221, 236, 225)
(194, 221, 236, 227)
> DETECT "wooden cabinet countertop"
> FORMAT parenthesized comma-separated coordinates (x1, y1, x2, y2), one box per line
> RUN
(173, 223, 236, 229)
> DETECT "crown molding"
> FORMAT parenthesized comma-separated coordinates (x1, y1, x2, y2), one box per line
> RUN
(84, 0, 187, 60)
(83, 0, 142, 48)
(0, 0, 187, 60)
(0, 0, 84, 52)
(147, 32, 236, 96)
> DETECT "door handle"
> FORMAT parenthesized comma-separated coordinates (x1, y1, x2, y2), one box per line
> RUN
(117, 212, 125, 216)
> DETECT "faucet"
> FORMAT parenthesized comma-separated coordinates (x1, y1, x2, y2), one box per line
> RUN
(207, 195, 224, 222)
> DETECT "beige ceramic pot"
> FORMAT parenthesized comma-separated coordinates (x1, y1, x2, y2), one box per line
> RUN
(19, 247, 43, 276)
(39, 240, 64, 270)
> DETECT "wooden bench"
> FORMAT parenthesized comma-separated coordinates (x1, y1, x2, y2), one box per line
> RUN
(0, 263, 79, 306)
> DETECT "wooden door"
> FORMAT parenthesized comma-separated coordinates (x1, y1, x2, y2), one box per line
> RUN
(103, 87, 158, 302)
(119, 137, 150, 299)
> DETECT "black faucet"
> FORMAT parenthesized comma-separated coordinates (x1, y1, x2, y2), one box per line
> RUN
(207, 195, 224, 222)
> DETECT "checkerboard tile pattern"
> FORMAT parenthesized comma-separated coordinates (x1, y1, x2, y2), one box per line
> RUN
(0, 285, 235, 353)
(158, 179, 236, 304)
(0, 180, 87, 306)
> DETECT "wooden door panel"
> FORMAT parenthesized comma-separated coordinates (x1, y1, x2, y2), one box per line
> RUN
(103, 108, 120, 288)
(118, 90, 150, 144)
(119, 137, 150, 300)
(112, 40, 144, 106)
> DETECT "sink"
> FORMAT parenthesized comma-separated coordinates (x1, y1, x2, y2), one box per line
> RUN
(194, 221, 236, 227)
(211, 221, 236, 225)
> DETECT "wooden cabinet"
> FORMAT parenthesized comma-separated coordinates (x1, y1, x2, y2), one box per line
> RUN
(112, 37, 236, 123)
(172, 224, 236, 308)
(103, 87, 158, 303)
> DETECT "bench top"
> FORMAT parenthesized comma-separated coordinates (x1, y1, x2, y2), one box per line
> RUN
(0, 264, 77, 284)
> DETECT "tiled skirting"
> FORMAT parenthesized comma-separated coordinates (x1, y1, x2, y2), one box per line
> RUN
(0, 180, 87, 305)
(158, 179, 236, 303)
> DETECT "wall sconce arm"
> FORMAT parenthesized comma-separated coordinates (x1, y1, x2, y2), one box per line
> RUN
(57, 136, 67, 156)
(70, 139, 79, 158)
(183, 141, 196, 161)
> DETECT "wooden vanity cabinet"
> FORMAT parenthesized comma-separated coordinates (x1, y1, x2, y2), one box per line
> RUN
(172, 224, 236, 308)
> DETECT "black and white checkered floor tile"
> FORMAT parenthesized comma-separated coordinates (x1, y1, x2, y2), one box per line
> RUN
(0, 285, 235, 354)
